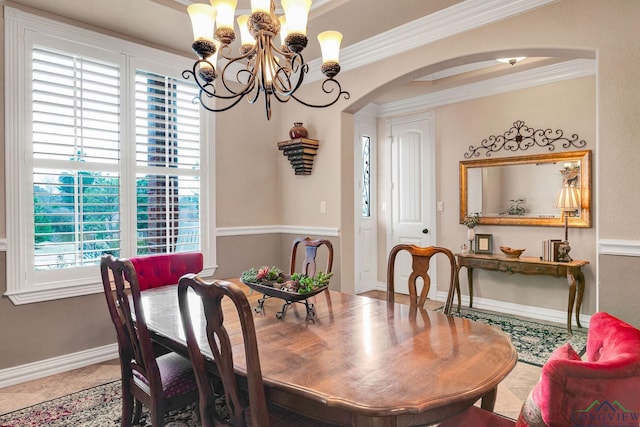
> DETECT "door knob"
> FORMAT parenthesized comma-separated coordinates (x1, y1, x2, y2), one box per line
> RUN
(422, 228, 429, 234)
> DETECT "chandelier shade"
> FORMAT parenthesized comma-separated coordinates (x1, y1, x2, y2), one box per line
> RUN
(184, 0, 350, 120)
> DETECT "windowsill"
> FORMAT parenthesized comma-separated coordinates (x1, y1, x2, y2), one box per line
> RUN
(5, 265, 217, 305)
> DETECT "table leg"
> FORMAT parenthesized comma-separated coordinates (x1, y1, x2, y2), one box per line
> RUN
(454, 266, 462, 311)
(574, 270, 585, 329)
(467, 267, 474, 308)
(566, 270, 577, 334)
(480, 387, 497, 411)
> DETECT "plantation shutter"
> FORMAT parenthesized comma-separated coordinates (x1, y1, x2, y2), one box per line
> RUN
(134, 70, 201, 255)
(30, 48, 202, 269)
(32, 46, 121, 269)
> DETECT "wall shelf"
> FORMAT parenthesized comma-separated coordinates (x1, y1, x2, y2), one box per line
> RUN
(277, 138, 319, 175)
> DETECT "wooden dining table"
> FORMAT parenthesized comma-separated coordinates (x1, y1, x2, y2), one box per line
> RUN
(140, 279, 517, 427)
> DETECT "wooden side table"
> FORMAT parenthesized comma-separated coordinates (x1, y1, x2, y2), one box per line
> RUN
(455, 253, 589, 333)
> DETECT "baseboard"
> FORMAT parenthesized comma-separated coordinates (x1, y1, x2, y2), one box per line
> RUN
(372, 281, 590, 327)
(0, 343, 119, 389)
(434, 290, 591, 328)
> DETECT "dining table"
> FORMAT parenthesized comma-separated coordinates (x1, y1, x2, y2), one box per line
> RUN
(140, 279, 517, 427)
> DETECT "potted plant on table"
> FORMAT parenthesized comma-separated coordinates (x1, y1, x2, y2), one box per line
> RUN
(462, 213, 479, 252)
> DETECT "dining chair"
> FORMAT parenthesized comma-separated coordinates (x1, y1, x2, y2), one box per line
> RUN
(438, 311, 640, 427)
(290, 236, 334, 277)
(100, 254, 200, 427)
(385, 245, 500, 409)
(177, 274, 338, 427)
(386, 244, 460, 314)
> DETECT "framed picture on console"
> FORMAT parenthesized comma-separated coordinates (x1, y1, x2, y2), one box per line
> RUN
(475, 234, 493, 254)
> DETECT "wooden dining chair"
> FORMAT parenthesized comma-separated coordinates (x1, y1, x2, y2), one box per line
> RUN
(290, 236, 334, 277)
(177, 274, 338, 427)
(100, 254, 199, 427)
(386, 244, 460, 314)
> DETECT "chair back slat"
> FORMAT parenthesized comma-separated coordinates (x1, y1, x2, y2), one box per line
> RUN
(386, 244, 459, 314)
(102, 255, 162, 391)
(290, 237, 334, 277)
(178, 275, 271, 427)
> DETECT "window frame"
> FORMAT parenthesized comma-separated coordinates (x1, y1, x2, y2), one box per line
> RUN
(4, 6, 216, 304)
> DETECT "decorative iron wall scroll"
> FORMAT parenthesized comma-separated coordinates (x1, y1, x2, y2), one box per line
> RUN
(464, 120, 587, 158)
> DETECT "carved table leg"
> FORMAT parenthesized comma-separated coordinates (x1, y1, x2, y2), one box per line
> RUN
(566, 271, 577, 334)
(467, 267, 474, 308)
(574, 269, 585, 329)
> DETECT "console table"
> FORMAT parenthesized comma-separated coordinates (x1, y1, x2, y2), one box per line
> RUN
(455, 253, 589, 334)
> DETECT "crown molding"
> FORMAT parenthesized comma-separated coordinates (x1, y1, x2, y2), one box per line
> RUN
(305, 0, 557, 82)
(377, 58, 595, 117)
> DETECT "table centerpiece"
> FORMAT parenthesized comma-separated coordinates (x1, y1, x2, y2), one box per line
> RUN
(240, 266, 333, 319)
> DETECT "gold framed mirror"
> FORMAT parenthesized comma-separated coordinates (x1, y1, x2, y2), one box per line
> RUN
(460, 150, 591, 227)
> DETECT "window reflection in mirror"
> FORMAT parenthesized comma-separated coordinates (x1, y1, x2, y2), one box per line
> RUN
(460, 150, 591, 227)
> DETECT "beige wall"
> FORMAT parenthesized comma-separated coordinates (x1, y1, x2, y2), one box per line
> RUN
(373, 76, 596, 313)
(437, 77, 596, 311)
(2, 0, 640, 374)
(313, 0, 639, 327)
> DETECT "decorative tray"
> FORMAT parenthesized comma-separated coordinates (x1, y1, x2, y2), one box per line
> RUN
(240, 279, 329, 302)
(240, 266, 332, 319)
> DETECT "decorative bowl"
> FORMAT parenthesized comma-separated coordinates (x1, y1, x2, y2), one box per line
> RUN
(500, 246, 525, 258)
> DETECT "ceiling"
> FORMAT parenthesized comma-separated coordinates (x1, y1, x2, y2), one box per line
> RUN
(10, 0, 593, 108)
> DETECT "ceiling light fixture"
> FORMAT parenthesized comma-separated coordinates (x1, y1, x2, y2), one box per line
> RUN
(497, 57, 526, 66)
(184, 0, 350, 120)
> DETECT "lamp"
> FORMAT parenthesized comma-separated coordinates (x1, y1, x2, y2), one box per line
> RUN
(184, 0, 350, 120)
(554, 185, 581, 262)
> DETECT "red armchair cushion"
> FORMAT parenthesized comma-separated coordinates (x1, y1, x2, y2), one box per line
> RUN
(129, 252, 203, 291)
(518, 312, 640, 427)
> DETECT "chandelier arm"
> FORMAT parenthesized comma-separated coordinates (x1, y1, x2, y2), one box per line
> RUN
(289, 77, 351, 108)
(195, 88, 251, 113)
(214, 62, 256, 99)
(217, 44, 259, 97)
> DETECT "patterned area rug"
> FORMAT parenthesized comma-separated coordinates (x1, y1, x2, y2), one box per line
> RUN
(0, 381, 199, 427)
(448, 307, 588, 367)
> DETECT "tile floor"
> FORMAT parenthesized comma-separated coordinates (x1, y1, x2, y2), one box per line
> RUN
(0, 291, 542, 421)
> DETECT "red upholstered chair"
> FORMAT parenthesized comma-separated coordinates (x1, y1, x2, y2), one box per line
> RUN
(178, 274, 338, 427)
(100, 254, 201, 427)
(438, 311, 640, 427)
(129, 251, 203, 291)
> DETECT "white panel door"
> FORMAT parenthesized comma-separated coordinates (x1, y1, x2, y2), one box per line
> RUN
(389, 113, 435, 296)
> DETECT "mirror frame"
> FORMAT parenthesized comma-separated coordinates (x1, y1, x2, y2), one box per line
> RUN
(459, 150, 592, 227)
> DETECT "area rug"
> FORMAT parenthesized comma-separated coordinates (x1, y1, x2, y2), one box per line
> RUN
(0, 381, 199, 427)
(447, 307, 588, 367)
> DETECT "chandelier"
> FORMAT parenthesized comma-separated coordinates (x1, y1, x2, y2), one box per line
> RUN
(184, 0, 350, 120)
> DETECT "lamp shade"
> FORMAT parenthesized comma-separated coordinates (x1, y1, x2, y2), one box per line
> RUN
(250, 0, 271, 13)
(211, 0, 237, 30)
(279, 16, 288, 47)
(237, 15, 256, 47)
(282, 0, 311, 36)
(187, 4, 217, 41)
(318, 31, 343, 64)
(555, 186, 581, 210)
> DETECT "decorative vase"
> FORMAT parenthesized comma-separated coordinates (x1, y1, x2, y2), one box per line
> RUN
(467, 228, 475, 252)
(289, 122, 308, 139)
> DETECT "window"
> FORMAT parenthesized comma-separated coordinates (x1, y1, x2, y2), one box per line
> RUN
(5, 7, 215, 304)
(361, 135, 371, 217)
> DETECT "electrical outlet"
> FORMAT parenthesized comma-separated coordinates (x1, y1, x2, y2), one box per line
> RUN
(437, 201, 444, 211)
(320, 201, 326, 213)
